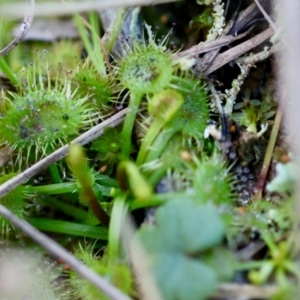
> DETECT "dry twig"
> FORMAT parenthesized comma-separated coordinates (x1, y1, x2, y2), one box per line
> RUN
(0, 0, 34, 56)
(205, 27, 275, 74)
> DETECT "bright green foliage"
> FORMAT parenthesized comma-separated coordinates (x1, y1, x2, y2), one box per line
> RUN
(67, 144, 110, 227)
(157, 134, 192, 173)
(70, 247, 134, 300)
(117, 24, 176, 158)
(193, 158, 232, 205)
(138, 199, 227, 300)
(0, 173, 24, 218)
(0, 89, 90, 162)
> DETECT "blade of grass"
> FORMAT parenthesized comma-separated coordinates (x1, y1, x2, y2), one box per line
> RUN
(26, 218, 107, 239)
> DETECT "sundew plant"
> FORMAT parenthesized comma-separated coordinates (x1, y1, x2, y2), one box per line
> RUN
(0, 0, 298, 299)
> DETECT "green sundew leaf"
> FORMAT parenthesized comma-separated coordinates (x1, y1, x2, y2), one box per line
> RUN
(75, 69, 111, 107)
(138, 199, 225, 300)
(193, 159, 233, 205)
(169, 78, 208, 138)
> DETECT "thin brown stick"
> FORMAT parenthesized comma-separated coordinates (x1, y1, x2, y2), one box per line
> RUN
(205, 27, 275, 74)
(0, 0, 34, 56)
(174, 30, 249, 59)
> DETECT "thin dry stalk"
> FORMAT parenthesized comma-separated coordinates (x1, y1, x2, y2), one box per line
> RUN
(205, 27, 274, 74)
(0, 0, 34, 56)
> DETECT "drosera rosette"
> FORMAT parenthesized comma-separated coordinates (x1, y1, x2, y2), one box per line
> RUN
(0, 59, 95, 165)
(73, 64, 114, 115)
(116, 23, 179, 157)
(67, 243, 134, 300)
(48, 40, 82, 74)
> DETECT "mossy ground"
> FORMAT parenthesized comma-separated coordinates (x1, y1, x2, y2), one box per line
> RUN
(0, 1, 297, 300)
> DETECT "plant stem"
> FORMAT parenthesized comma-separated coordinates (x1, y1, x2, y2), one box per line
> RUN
(68, 144, 110, 227)
(25, 182, 77, 194)
(108, 194, 127, 260)
(136, 119, 165, 165)
(27, 218, 108, 239)
(144, 128, 176, 163)
(121, 92, 143, 158)
(49, 163, 62, 183)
